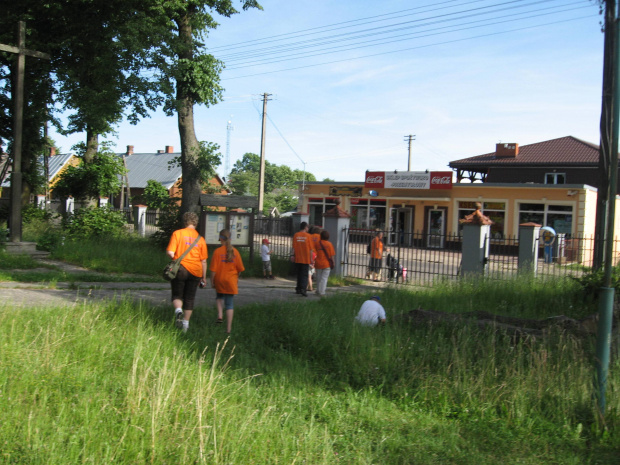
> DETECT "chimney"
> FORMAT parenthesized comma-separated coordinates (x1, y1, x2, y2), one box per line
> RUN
(165, 145, 174, 153)
(49, 146, 56, 157)
(126, 145, 134, 155)
(157, 149, 164, 153)
(495, 143, 519, 158)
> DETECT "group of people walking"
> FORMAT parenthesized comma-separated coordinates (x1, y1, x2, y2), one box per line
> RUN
(166, 212, 244, 334)
(166, 214, 385, 334)
(291, 222, 336, 297)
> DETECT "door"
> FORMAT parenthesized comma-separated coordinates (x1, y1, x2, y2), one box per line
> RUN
(427, 209, 445, 248)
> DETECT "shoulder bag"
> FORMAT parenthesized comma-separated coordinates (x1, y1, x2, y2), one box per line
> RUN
(319, 240, 335, 269)
(163, 234, 202, 281)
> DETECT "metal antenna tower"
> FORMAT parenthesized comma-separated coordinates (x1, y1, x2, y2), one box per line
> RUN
(225, 118, 234, 177)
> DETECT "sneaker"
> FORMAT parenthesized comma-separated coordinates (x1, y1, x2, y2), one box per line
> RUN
(175, 309, 183, 329)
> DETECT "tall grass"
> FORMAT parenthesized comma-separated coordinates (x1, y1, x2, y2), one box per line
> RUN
(2, 277, 616, 463)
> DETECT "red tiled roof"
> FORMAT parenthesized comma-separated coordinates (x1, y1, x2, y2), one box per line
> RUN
(449, 136, 600, 167)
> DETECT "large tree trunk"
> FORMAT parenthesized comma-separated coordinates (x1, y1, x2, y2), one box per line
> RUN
(176, 14, 202, 216)
(83, 127, 99, 206)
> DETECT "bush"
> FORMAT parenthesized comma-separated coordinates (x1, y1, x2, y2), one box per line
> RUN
(22, 204, 55, 224)
(63, 206, 127, 238)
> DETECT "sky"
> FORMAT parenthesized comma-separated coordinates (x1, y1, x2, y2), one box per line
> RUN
(49, 0, 606, 183)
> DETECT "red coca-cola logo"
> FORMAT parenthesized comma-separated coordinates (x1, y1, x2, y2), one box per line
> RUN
(431, 176, 451, 184)
(366, 176, 383, 184)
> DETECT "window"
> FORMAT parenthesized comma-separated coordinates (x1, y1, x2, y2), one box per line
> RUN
(518, 203, 573, 235)
(545, 173, 566, 184)
(308, 197, 337, 227)
(350, 199, 387, 230)
(457, 201, 506, 238)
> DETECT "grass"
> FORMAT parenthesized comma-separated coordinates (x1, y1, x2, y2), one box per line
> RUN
(0, 276, 618, 464)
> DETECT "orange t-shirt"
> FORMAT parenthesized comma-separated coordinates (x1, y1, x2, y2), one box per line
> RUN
(293, 231, 314, 264)
(371, 236, 384, 259)
(210, 246, 245, 295)
(315, 240, 336, 270)
(166, 228, 208, 277)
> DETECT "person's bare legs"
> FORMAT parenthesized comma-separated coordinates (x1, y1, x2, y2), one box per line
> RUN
(226, 308, 234, 334)
(216, 298, 224, 321)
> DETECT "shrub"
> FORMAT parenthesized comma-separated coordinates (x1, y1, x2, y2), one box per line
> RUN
(63, 206, 127, 238)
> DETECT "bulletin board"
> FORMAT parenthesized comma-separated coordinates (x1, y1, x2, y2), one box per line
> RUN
(202, 211, 253, 248)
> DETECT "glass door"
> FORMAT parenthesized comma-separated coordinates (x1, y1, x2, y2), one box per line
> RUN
(427, 209, 445, 248)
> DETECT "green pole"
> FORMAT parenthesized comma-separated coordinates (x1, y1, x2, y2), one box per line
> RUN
(596, 11, 620, 414)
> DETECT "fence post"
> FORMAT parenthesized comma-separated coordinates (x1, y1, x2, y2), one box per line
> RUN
(133, 204, 147, 237)
(518, 222, 541, 275)
(323, 201, 351, 277)
(64, 196, 74, 215)
(461, 223, 491, 276)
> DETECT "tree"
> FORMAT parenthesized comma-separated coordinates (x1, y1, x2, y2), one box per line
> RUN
(229, 152, 317, 214)
(151, 0, 261, 216)
(1, 0, 165, 205)
(53, 144, 125, 201)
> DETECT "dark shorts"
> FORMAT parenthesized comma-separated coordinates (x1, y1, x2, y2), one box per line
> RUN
(170, 265, 201, 310)
(262, 260, 272, 273)
(369, 258, 382, 272)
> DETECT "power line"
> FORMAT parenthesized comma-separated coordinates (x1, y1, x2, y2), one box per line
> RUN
(221, 14, 594, 80)
(222, 3, 589, 69)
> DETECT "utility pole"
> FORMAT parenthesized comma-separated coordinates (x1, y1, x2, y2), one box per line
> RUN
(595, 0, 620, 417)
(0, 21, 50, 242)
(404, 134, 415, 171)
(258, 93, 271, 215)
(225, 118, 234, 179)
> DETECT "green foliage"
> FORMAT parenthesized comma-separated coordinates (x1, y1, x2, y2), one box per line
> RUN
(21, 203, 56, 224)
(143, 179, 171, 210)
(151, 204, 182, 248)
(62, 206, 127, 238)
(54, 145, 125, 200)
(167, 141, 222, 192)
(571, 266, 620, 298)
(229, 152, 316, 214)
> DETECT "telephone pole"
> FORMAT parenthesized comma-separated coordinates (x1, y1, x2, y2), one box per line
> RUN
(258, 93, 271, 215)
(404, 134, 416, 171)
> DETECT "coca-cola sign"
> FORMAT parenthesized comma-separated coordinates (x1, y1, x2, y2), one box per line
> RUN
(364, 170, 452, 190)
(429, 171, 453, 189)
(364, 171, 385, 188)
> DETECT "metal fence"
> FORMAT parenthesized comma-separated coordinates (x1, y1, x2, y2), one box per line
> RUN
(342, 228, 603, 286)
(252, 216, 294, 260)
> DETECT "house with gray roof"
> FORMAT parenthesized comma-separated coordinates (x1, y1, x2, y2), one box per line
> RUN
(113, 145, 228, 208)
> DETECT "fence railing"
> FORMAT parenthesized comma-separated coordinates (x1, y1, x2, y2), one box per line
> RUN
(252, 216, 294, 260)
(342, 228, 607, 286)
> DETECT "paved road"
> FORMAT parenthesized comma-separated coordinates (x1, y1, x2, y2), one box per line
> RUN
(0, 260, 384, 309)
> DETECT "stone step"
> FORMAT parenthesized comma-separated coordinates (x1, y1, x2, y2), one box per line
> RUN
(3, 241, 50, 258)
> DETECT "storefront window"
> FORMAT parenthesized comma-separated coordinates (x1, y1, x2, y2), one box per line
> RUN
(350, 199, 386, 230)
(308, 197, 337, 227)
(457, 201, 506, 238)
(518, 203, 573, 235)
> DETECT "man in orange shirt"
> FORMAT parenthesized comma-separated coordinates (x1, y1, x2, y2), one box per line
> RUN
(369, 230, 384, 282)
(292, 221, 314, 296)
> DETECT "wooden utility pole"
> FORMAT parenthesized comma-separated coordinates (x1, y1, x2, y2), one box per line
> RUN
(404, 134, 415, 171)
(258, 93, 271, 215)
(0, 21, 50, 242)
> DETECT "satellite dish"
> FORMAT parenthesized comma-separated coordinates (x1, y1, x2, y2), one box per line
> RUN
(368, 190, 379, 197)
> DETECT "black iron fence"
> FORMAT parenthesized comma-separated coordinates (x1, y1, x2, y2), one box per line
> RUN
(342, 228, 608, 286)
(252, 216, 294, 260)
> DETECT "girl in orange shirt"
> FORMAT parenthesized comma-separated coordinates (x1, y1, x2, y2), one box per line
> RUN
(210, 229, 245, 334)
